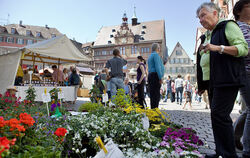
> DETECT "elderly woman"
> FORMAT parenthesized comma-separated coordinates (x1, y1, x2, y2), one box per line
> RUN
(196, 2, 248, 158)
(147, 43, 164, 109)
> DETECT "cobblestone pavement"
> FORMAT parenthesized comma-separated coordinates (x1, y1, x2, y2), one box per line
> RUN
(152, 97, 242, 156)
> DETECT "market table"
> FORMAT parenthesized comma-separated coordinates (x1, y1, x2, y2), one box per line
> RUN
(16, 86, 75, 101)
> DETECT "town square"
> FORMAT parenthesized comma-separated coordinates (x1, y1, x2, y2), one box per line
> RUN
(0, 0, 249, 157)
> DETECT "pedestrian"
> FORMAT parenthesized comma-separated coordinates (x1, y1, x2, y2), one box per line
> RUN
(182, 74, 193, 110)
(124, 78, 132, 96)
(105, 48, 127, 102)
(196, 2, 248, 158)
(232, 0, 250, 157)
(164, 75, 172, 102)
(63, 68, 69, 86)
(136, 56, 146, 108)
(69, 68, 80, 104)
(147, 43, 164, 109)
(52, 65, 64, 84)
(171, 80, 175, 102)
(175, 74, 184, 105)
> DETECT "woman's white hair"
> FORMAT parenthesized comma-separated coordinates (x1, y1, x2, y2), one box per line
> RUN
(152, 43, 160, 52)
(196, 2, 220, 17)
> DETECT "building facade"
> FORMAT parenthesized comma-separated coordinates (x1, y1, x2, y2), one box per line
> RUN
(93, 12, 166, 70)
(0, 21, 62, 48)
(165, 42, 196, 82)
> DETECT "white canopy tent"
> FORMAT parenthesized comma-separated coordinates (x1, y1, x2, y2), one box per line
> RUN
(0, 34, 91, 93)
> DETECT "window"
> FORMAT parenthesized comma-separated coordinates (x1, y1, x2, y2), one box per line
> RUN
(7, 37, 14, 43)
(141, 47, 144, 54)
(11, 28, 15, 34)
(120, 47, 125, 55)
(147, 47, 150, 53)
(144, 47, 147, 53)
(142, 25, 146, 29)
(36, 32, 41, 37)
(51, 34, 56, 38)
(108, 41, 112, 44)
(27, 39, 33, 45)
(176, 50, 182, 55)
(0, 36, 3, 42)
(141, 31, 145, 34)
(170, 67, 172, 73)
(17, 38, 24, 44)
(26, 30, 31, 36)
(180, 58, 184, 64)
(102, 51, 106, 55)
(110, 35, 113, 38)
(175, 58, 179, 64)
(112, 29, 116, 32)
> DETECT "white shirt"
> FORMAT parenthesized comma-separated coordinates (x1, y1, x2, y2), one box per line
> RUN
(175, 78, 183, 88)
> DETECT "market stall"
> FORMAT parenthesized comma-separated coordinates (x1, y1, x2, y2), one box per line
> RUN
(0, 35, 91, 101)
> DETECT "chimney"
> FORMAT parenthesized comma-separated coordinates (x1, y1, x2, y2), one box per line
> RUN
(45, 24, 49, 29)
(19, 20, 22, 26)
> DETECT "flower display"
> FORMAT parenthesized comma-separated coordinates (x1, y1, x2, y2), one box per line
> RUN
(54, 127, 67, 137)
(19, 113, 35, 127)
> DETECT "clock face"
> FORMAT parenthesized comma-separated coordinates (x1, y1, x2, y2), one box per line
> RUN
(122, 30, 127, 35)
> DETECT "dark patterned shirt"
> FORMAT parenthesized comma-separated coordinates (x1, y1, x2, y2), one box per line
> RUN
(237, 21, 250, 73)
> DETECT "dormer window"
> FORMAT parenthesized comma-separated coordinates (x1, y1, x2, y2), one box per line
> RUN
(36, 32, 41, 37)
(112, 29, 116, 32)
(108, 41, 112, 44)
(141, 31, 145, 34)
(51, 34, 56, 38)
(26, 30, 31, 36)
(140, 37, 144, 40)
(142, 25, 146, 29)
(110, 35, 113, 38)
(11, 28, 16, 34)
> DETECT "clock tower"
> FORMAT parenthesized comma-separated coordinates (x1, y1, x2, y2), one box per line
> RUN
(114, 12, 134, 45)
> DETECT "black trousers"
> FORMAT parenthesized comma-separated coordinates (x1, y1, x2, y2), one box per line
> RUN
(210, 86, 239, 158)
(137, 79, 145, 108)
(148, 72, 161, 109)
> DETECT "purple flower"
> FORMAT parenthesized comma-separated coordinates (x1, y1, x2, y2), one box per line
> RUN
(175, 147, 183, 153)
(51, 103, 56, 111)
(160, 141, 169, 147)
(57, 102, 61, 107)
(154, 149, 160, 153)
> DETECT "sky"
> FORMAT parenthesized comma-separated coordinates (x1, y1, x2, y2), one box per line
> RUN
(0, 0, 208, 60)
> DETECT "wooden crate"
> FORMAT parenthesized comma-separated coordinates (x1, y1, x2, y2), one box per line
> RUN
(77, 88, 90, 97)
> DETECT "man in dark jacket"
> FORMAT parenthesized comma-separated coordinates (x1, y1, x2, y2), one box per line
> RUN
(196, 2, 248, 158)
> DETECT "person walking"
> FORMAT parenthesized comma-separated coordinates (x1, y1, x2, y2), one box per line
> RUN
(147, 43, 164, 109)
(196, 2, 248, 158)
(171, 80, 175, 103)
(182, 74, 193, 110)
(175, 75, 184, 105)
(69, 68, 80, 104)
(232, 0, 250, 157)
(136, 56, 146, 108)
(164, 76, 172, 102)
(105, 48, 127, 101)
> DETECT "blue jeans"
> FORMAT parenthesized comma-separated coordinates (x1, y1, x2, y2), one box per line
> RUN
(176, 87, 183, 104)
(241, 74, 250, 156)
(110, 77, 124, 101)
(164, 89, 172, 102)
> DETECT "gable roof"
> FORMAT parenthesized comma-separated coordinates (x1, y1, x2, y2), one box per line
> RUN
(168, 42, 194, 64)
(1, 24, 62, 39)
(94, 20, 165, 46)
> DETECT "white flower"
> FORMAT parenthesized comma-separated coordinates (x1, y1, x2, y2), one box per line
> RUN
(81, 148, 87, 153)
(76, 149, 79, 153)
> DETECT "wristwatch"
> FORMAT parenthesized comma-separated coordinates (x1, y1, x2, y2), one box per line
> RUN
(219, 45, 225, 54)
